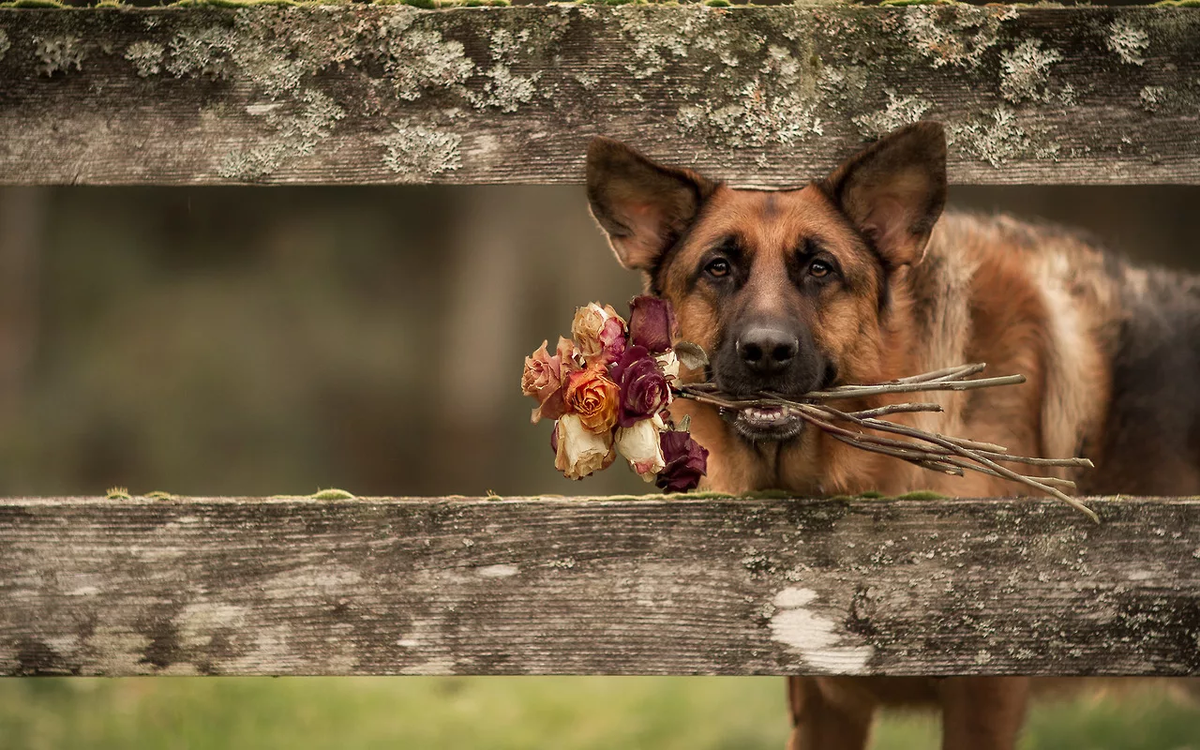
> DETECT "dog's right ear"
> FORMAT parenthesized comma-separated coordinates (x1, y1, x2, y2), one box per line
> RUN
(586, 137, 716, 272)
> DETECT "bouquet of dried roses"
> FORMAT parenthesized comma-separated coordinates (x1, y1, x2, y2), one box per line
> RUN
(521, 297, 709, 491)
(523, 298, 1099, 519)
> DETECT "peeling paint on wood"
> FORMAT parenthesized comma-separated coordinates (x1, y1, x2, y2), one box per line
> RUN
(2, 6, 1200, 185)
(0, 496, 1197, 677)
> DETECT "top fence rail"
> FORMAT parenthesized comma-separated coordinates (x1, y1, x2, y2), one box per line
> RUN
(2, 4, 1200, 186)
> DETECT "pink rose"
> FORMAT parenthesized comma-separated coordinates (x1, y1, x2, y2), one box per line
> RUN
(656, 430, 708, 492)
(522, 340, 567, 424)
(629, 296, 678, 354)
(554, 413, 616, 480)
(611, 345, 671, 428)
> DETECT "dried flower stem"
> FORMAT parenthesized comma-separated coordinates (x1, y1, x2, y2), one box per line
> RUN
(673, 363, 1099, 522)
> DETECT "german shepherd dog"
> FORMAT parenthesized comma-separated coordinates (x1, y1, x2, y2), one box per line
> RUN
(585, 121, 1200, 749)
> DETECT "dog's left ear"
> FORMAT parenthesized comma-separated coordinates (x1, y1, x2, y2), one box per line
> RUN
(821, 121, 947, 269)
(587, 137, 717, 273)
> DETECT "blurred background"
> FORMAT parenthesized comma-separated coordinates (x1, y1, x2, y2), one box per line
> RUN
(1, 182, 1199, 748)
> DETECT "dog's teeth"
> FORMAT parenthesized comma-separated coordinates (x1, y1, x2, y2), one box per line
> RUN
(744, 406, 792, 423)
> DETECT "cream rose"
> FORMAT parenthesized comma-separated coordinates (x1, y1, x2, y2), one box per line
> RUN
(615, 414, 666, 481)
(571, 302, 625, 362)
(655, 349, 680, 383)
(554, 413, 616, 480)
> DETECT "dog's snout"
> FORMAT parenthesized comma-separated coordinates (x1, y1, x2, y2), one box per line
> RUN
(716, 318, 823, 400)
(737, 328, 799, 376)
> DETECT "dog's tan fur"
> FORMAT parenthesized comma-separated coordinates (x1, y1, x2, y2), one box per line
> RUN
(586, 122, 1200, 749)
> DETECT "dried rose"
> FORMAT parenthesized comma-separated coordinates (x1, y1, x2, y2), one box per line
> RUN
(629, 296, 678, 354)
(615, 414, 666, 481)
(522, 340, 567, 424)
(655, 349, 680, 383)
(572, 303, 626, 362)
(656, 430, 709, 492)
(554, 413, 616, 480)
(565, 366, 620, 434)
(557, 337, 582, 376)
(611, 346, 671, 428)
(598, 316, 628, 367)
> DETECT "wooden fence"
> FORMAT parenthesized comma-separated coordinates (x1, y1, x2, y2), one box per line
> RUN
(2, 495, 1198, 677)
(1, 2, 1199, 679)
(3, 4, 1200, 185)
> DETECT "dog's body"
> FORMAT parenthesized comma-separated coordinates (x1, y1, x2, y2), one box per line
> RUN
(679, 209, 1200, 502)
(585, 122, 1200, 749)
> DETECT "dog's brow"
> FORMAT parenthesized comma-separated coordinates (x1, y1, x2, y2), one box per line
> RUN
(714, 235, 741, 255)
(708, 235, 748, 266)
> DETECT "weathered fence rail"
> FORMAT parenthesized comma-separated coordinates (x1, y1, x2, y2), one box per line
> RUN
(3, 4, 1200, 186)
(1, 495, 1197, 677)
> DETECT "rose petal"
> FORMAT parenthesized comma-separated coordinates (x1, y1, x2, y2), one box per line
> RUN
(629, 296, 678, 354)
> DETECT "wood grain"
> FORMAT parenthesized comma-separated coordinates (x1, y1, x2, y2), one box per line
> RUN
(1, 495, 1197, 677)
(2, 5, 1200, 186)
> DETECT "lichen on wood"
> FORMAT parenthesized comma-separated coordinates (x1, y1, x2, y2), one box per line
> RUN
(853, 88, 932, 139)
(124, 39, 164, 76)
(998, 39, 1062, 104)
(34, 32, 83, 75)
(1, 5, 1200, 185)
(379, 120, 462, 178)
(1108, 17, 1149, 66)
(902, 3, 1017, 70)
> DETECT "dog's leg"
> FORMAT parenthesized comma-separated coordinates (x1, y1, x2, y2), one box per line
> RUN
(938, 676, 1030, 750)
(786, 677, 874, 750)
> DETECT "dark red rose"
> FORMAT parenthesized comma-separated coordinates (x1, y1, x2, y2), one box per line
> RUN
(656, 430, 708, 492)
(629, 296, 678, 354)
(612, 346, 670, 428)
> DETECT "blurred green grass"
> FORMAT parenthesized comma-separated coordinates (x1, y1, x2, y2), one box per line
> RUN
(0, 677, 1195, 750)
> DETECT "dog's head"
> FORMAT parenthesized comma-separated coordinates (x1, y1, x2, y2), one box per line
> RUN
(586, 122, 946, 444)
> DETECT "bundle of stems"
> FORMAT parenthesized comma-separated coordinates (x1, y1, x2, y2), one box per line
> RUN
(673, 364, 1098, 522)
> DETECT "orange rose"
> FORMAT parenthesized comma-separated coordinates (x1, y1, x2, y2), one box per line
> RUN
(565, 366, 620, 434)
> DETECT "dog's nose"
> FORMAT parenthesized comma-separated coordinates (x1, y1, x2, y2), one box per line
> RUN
(737, 328, 799, 376)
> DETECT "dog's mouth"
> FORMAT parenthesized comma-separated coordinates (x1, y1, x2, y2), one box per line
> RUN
(722, 404, 806, 443)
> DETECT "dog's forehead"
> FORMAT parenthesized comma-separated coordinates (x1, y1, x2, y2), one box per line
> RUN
(681, 184, 849, 259)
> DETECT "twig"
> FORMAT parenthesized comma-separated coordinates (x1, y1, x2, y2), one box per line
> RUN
(845, 403, 943, 419)
(797, 374, 1027, 401)
(672, 363, 1098, 522)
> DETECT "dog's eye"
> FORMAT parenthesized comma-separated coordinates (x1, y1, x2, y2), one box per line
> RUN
(809, 259, 832, 278)
(705, 258, 731, 278)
